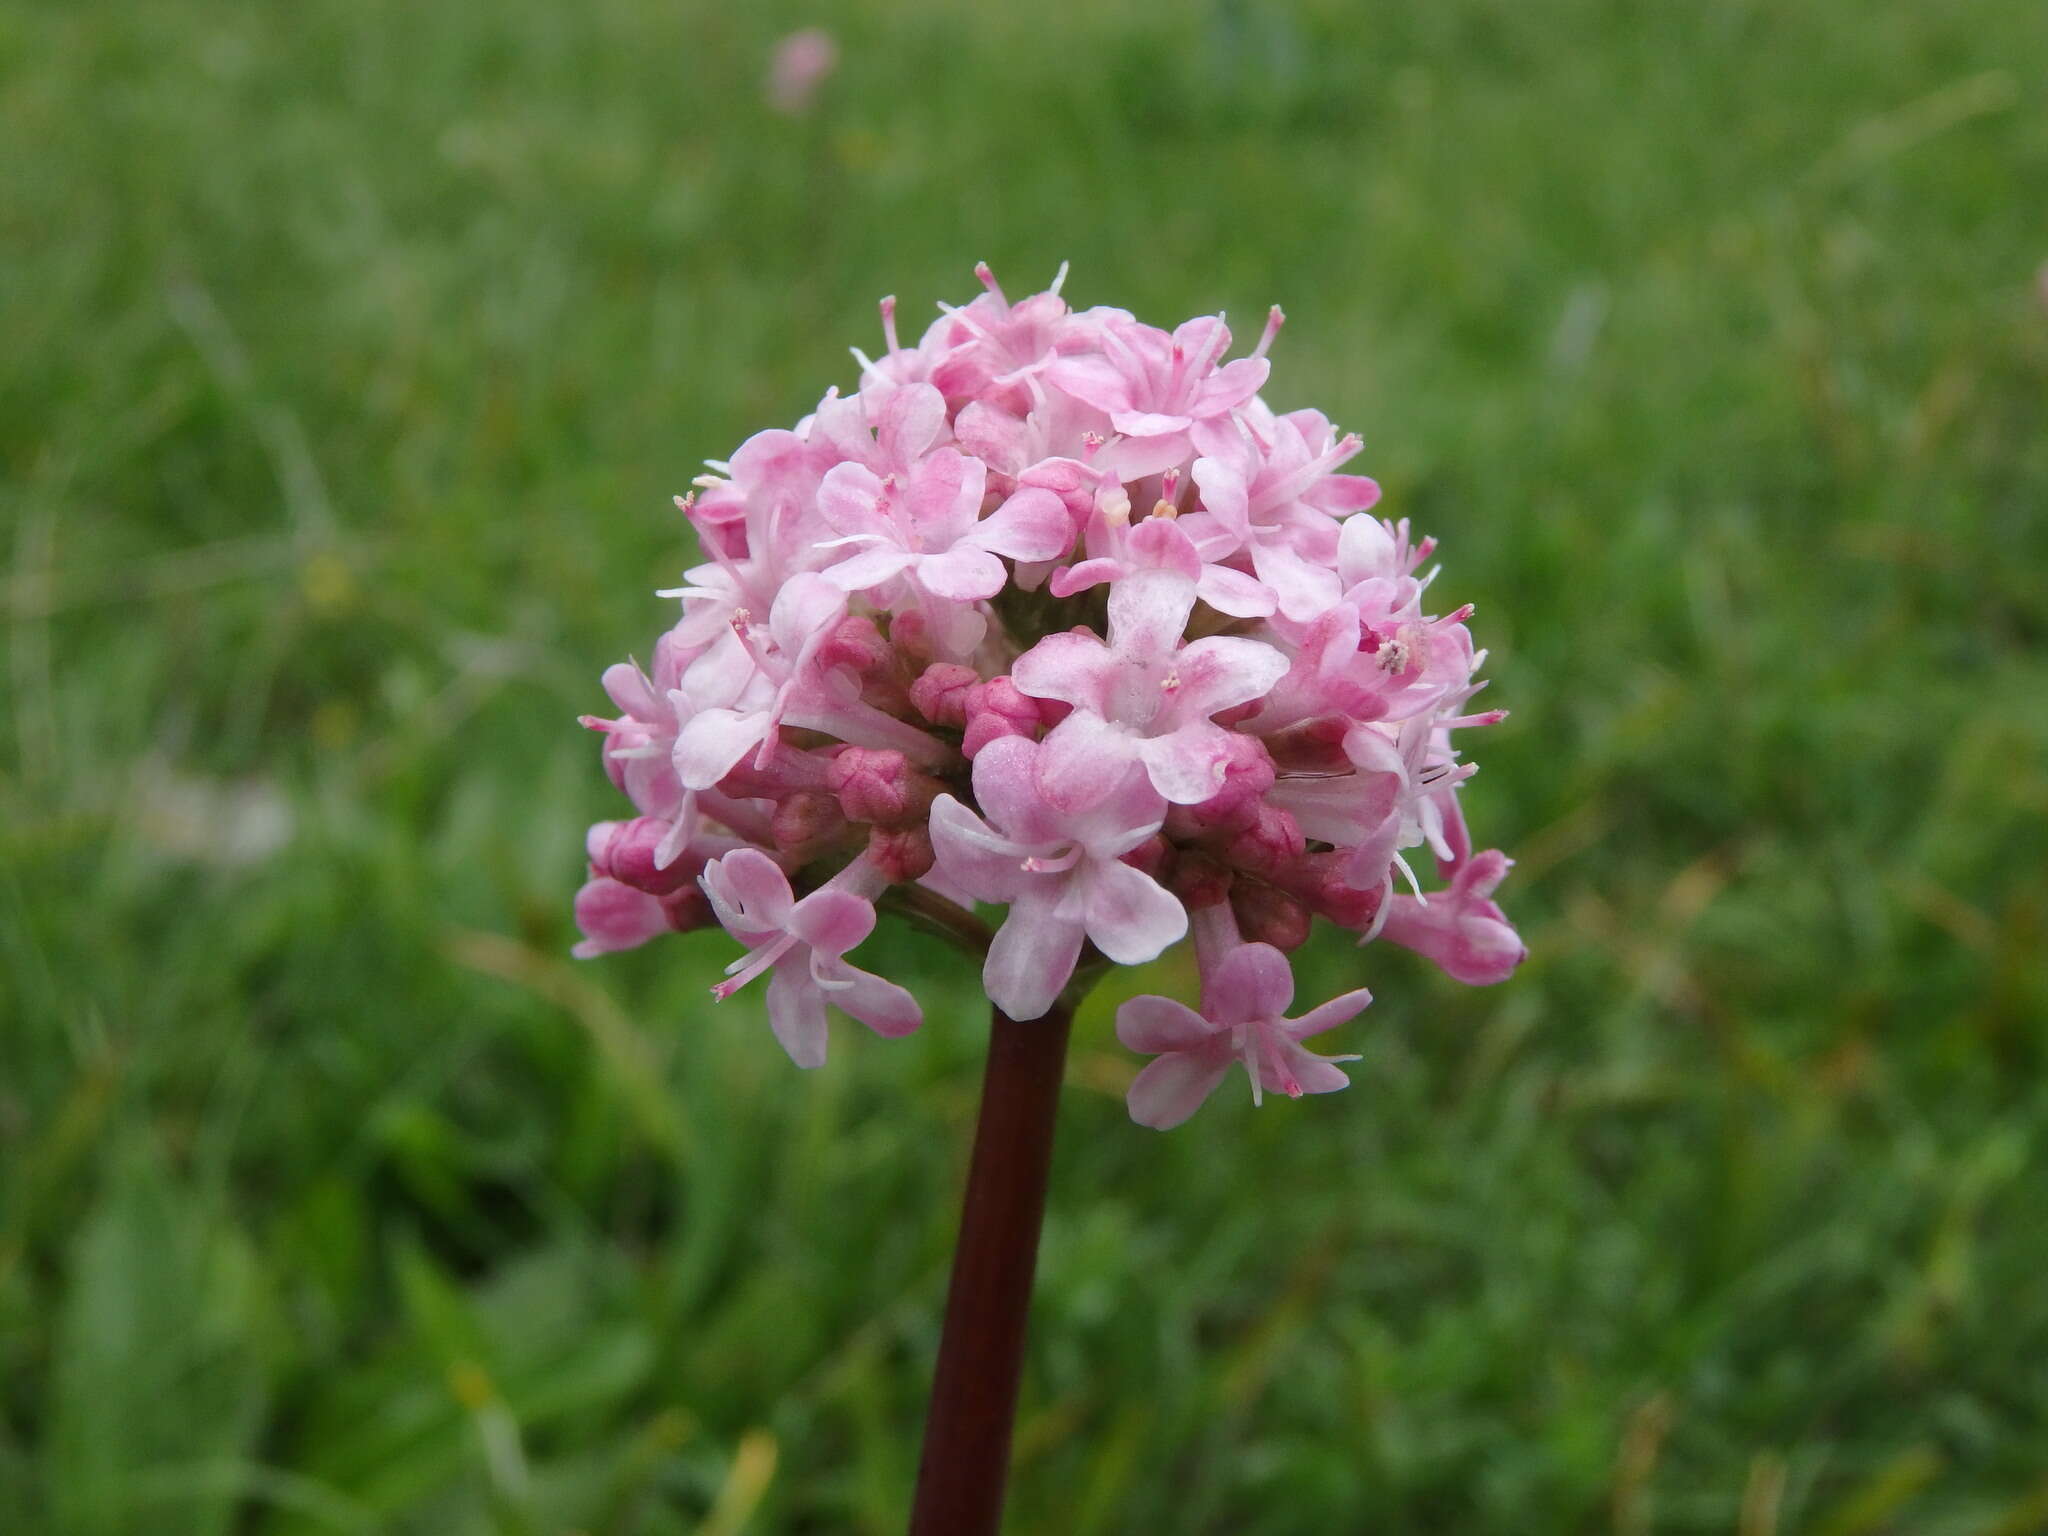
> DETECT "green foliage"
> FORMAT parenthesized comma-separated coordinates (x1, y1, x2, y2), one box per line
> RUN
(4, 0, 2047, 1529)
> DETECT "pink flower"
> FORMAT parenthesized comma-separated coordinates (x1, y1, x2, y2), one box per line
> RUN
(576, 263, 1522, 1124)
(1375, 849, 1526, 985)
(818, 450, 1070, 604)
(928, 736, 1186, 1020)
(699, 849, 920, 1067)
(1045, 314, 1270, 475)
(1116, 943, 1371, 1129)
(1013, 570, 1288, 808)
(765, 28, 837, 115)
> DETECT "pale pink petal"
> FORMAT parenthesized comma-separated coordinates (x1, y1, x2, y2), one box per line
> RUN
(967, 735, 1065, 845)
(1170, 635, 1290, 717)
(914, 545, 1006, 601)
(766, 963, 829, 1069)
(1115, 994, 1215, 1054)
(788, 886, 877, 959)
(674, 707, 770, 790)
(1035, 711, 1140, 812)
(969, 487, 1073, 562)
(698, 847, 794, 934)
(1194, 564, 1277, 618)
(1042, 354, 1134, 415)
(928, 794, 1033, 901)
(824, 546, 916, 592)
(1109, 408, 1194, 438)
(1126, 1050, 1233, 1130)
(1287, 986, 1375, 1040)
(1078, 857, 1186, 964)
(1261, 1041, 1352, 1098)
(817, 462, 888, 536)
(876, 382, 947, 464)
(1193, 355, 1269, 414)
(1210, 942, 1297, 1024)
(1012, 631, 1119, 713)
(815, 957, 923, 1037)
(1136, 723, 1234, 805)
(1106, 569, 1197, 662)
(984, 894, 1085, 1021)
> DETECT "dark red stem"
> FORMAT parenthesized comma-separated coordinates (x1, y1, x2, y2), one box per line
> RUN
(908, 1000, 1073, 1535)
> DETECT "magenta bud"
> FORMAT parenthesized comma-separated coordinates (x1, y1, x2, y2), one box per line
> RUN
(910, 663, 980, 728)
(868, 824, 936, 883)
(1223, 806, 1305, 877)
(658, 886, 715, 934)
(1121, 834, 1172, 882)
(1276, 853, 1383, 930)
(590, 817, 698, 896)
(888, 608, 934, 667)
(1231, 881, 1311, 951)
(772, 790, 846, 855)
(828, 747, 939, 828)
(1171, 851, 1234, 909)
(572, 877, 673, 957)
(819, 614, 890, 675)
(961, 676, 1042, 758)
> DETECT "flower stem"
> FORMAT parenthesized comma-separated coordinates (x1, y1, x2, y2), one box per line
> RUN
(908, 999, 1073, 1535)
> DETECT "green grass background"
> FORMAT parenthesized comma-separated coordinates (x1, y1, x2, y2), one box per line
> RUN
(5, 0, 2047, 1531)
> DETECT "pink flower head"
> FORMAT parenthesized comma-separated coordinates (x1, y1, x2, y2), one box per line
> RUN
(576, 264, 1522, 1127)
(765, 28, 837, 115)
(699, 849, 920, 1067)
(1117, 942, 1371, 1129)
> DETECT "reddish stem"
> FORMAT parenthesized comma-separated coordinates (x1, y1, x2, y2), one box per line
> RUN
(908, 1000, 1074, 1535)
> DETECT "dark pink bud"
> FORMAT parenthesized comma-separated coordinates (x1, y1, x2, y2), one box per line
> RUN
(1171, 850, 1234, 909)
(818, 614, 889, 675)
(962, 676, 1042, 758)
(888, 609, 934, 667)
(572, 877, 672, 956)
(1231, 881, 1311, 951)
(771, 790, 846, 856)
(1223, 806, 1304, 878)
(868, 824, 936, 882)
(828, 747, 940, 828)
(1121, 835, 1172, 882)
(1275, 853, 1383, 930)
(590, 817, 697, 896)
(910, 663, 980, 728)
(658, 886, 715, 934)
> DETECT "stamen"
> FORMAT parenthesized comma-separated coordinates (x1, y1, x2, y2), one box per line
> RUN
(973, 261, 1006, 306)
(1252, 304, 1285, 360)
(1049, 259, 1070, 296)
(879, 294, 900, 353)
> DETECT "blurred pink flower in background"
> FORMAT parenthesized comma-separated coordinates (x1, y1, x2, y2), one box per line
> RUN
(766, 28, 837, 115)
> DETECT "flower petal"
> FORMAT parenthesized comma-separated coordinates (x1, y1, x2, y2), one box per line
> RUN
(1079, 858, 1186, 965)
(984, 896, 1084, 1021)
(1126, 1050, 1233, 1130)
(766, 963, 829, 1069)
(1115, 994, 1215, 1054)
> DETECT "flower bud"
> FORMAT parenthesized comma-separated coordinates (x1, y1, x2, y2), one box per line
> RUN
(1222, 805, 1304, 878)
(910, 662, 980, 728)
(818, 614, 890, 675)
(1231, 880, 1311, 951)
(829, 747, 940, 828)
(868, 824, 936, 882)
(589, 817, 698, 895)
(659, 885, 715, 934)
(961, 676, 1042, 758)
(772, 790, 846, 857)
(1170, 850, 1234, 909)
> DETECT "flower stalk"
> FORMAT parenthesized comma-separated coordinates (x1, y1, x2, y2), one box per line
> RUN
(908, 997, 1074, 1536)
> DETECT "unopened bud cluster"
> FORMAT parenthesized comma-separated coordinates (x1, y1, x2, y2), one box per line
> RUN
(577, 265, 1523, 1128)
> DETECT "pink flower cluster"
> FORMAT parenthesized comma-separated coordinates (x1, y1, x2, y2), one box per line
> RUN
(576, 265, 1523, 1128)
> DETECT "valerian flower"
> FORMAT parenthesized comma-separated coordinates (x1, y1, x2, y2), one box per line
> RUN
(574, 264, 1523, 1128)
